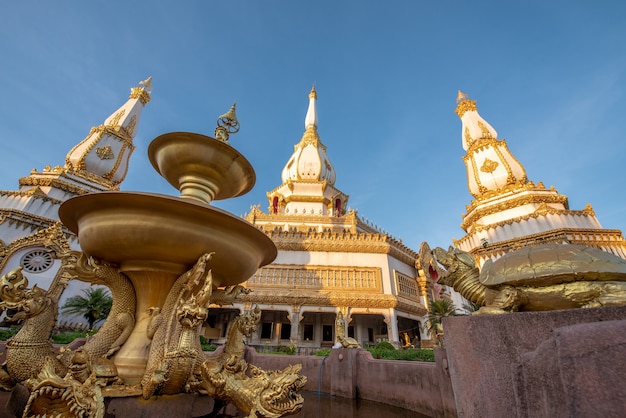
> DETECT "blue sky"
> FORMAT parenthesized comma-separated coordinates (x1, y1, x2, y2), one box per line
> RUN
(1, 1, 625, 251)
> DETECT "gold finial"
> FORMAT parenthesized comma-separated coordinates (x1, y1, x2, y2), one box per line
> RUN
(215, 102, 240, 142)
(139, 76, 153, 92)
(131, 76, 152, 105)
(456, 90, 468, 103)
(309, 85, 317, 100)
(455, 90, 477, 118)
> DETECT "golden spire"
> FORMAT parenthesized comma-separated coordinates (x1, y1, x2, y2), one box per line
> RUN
(309, 84, 317, 100)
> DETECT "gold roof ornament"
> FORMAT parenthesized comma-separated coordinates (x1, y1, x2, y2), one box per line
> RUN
(139, 76, 153, 92)
(214, 102, 240, 142)
(455, 90, 477, 118)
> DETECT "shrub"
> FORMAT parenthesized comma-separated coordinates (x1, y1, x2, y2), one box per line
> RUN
(0, 327, 19, 341)
(51, 331, 89, 344)
(202, 344, 218, 352)
(367, 348, 435, 362)
(315, 348, 331, 357)
(276, 344, 297, 355)
(373, 341, 395, 351)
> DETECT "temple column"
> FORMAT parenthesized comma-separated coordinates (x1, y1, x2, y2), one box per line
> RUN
(384, 310, 399, 346)
(289, 305, 301, 345)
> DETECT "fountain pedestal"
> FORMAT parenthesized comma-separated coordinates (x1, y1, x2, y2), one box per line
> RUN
(58, 133, 277, 384)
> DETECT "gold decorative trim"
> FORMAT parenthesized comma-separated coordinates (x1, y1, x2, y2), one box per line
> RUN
(283, 195, 329, 204)
(238, 290, 423, 312)
(64, 166, 119, 189)
(0, 189, 60, 205)
(464, 127, 473, 147)
(108, 109, 125, 127)
(297, 127, 326, 151)
(463, 205, 597, 234)
(18, 175, 91, 195)
(455, 98, 477, 118)
(0, 221, 74, 271)
(126, 114, 137, 137)
(265, 230, 418, 266)
(461, 190, 569, 230)
(466, 227, 626, 261)
(247, 264, 382, 292)
(96, 145, 114, 160)
(480, 158, 498, 173)
(477, 120, 493, 139)
(394, 270, 419, 301)
(130, 86, 151, 105)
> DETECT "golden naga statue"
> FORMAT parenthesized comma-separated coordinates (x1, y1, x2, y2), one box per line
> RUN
(1, 254, 306, 418)
(334, 311, 360, 349)
(426, 243, 626, 314)
(199, 306, 307, 418)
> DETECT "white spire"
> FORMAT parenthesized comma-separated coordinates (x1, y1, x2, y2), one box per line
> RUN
(304, 85, 318, 129)
(65, 77, 152, 189)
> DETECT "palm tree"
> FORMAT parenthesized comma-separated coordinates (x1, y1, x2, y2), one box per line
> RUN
(460, 300, 481, 315)
(61, 287, 112, 330)
(425, 298, 456, 347)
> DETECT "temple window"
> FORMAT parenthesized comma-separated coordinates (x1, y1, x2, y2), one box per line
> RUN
(303, 324, 314, 341)
(260, 322, 273, 339)
(322, 325, 333, 342)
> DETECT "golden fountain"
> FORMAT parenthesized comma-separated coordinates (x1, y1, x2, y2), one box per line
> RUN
(0, 103, 307, 417)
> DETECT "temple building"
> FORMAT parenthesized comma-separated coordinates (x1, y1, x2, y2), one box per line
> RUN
(0, 79, 152, 322)
(452, 91, 626, 266)
(204, 87, 431, 351)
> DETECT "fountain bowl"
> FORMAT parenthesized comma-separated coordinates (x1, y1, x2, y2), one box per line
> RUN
(59, 191, 276, 287)
(148, 132, 256, 203)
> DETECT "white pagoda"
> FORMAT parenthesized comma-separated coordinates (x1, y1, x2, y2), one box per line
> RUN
(453, 91, 626, 266)
(203, 87, 432, 350)
(0, 79, 152, 322)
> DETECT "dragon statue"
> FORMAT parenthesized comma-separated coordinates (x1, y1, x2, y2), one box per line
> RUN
(0, 250, 135, 384)
(0, 252, 136, 416)
(141, 253, 258, 399)
(0, 266, 66, 385)
(199, 306, 307, 418)
(141, 253, 217, 398)
(60, 250, 136, 360)
(430, 244, 626, 314)
(22, 349, 122, 418)
(3, 249, 306, 417)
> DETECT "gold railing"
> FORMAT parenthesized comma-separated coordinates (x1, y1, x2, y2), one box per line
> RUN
(247, 264, 382, 292)
(394, 270, 419, 300)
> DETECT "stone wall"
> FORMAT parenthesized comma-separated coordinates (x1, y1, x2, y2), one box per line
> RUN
(443, 305, 626, 418)
(244, 346, 457, 417)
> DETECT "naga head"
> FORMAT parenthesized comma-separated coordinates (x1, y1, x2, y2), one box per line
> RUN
(432, 246, 478, 287)
(250, 364, 307, 417)
(237, 305, 261, 337)
(24, 357, 103, 418)
(0, 266, 28, 304)
(0, 267, 52, 321)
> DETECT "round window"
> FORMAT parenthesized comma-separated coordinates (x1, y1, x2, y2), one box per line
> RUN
(21, 249, 54, 273)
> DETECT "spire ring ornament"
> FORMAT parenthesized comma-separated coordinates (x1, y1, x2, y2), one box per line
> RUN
(215, 102, 240, 142)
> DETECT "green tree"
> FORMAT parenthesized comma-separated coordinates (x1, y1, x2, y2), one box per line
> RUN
(61, 287, 112, 330)
(425, 299, 457, 346)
